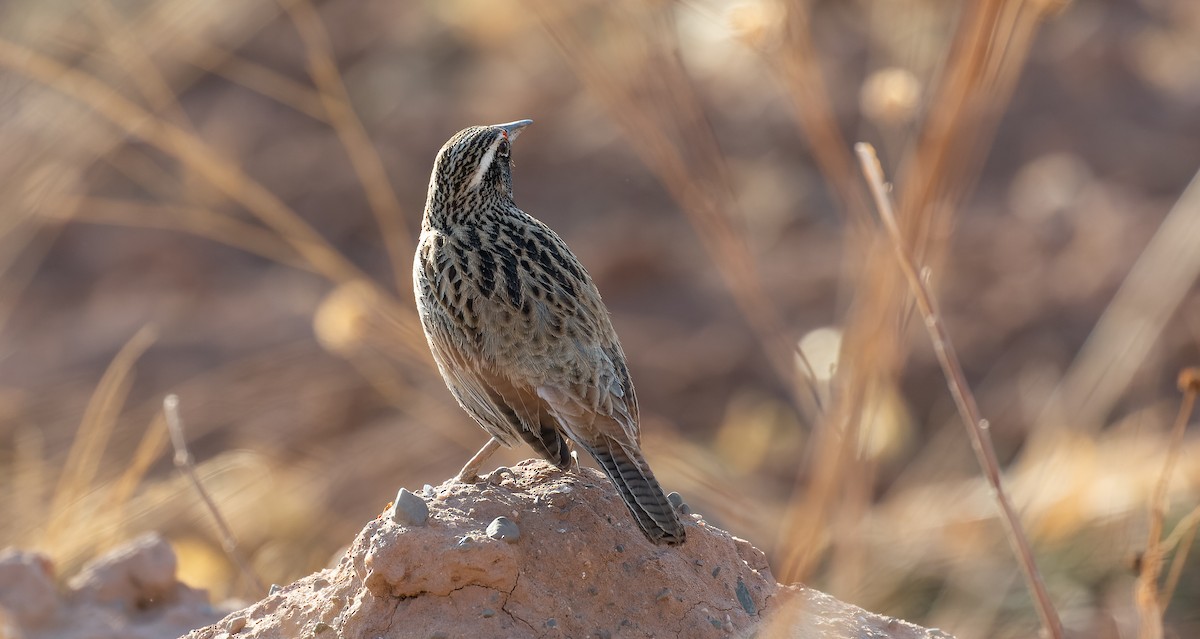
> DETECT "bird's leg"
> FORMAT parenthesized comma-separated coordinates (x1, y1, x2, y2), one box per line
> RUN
(456, 437, 502, 483)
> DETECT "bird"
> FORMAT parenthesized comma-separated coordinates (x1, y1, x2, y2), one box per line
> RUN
(412, 119, 686, 546)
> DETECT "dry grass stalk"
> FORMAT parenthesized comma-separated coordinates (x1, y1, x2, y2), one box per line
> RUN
(0, 34, 437, 368)
(102, 413, 171, 548)
(0, 36, 366, 286)
(856, 142, 1063, 639)
(773, 2, 871, 230)
(179, 32, 329, 121)
(284, 0, 414, 292)
(11, 427, 48, 543)
(84, 0, 191, 123)
(46, 324, 158, 553)
(526, 0, 822, 417)
(1135, 368, 1199, 639)
(163, 394, 267, 595)
(1040, 169, 1200, 437)
(48, 196, 312, 271)
(779, 0, 1059, 585)
(1160, 504, 1200, 611)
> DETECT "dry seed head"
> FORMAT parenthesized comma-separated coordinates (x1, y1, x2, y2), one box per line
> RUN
(726, 1, 785, 49)
(1178, 367, 1200, 394)
(860, 67, 922, 127)
(313, 280, 378, 356)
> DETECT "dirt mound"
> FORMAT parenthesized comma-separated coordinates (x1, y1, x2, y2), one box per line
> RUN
(181, 460, 953, 639)
(0, 533, 226, 639)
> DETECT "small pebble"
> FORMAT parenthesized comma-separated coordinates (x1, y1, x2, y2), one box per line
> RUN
(487, 517, 521, 543)
(546, 619, 558, 628)
(711, 566, 721, 578)
(735, 577, 757, 615)
(311, 577, 329, 590)
(225, 615, 247, 634)
(268, 584, 282, 596)
(614, 544, 624, 553)
(482, 608, 495, 618)
(389, 488, 429, 526)
(313, 621, 332, 633)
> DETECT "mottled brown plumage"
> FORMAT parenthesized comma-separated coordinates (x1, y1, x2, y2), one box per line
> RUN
(413, 120, 685, 545)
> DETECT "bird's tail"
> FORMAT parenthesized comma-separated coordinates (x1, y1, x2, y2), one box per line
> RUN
(587, 438, 686, 546)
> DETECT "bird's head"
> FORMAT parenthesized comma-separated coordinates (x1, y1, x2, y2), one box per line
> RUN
(426, 119, 532, 215)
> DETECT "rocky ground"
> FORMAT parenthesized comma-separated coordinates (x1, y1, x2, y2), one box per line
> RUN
(0, 534, 226, 639)
(2, 460, 956, 639)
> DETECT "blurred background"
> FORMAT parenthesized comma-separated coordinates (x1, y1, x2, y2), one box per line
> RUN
(1, 0, 1198, 637)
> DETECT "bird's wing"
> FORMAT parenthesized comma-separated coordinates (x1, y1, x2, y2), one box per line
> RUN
(536, 341, 640, 446)
(432, 333, 571, 465)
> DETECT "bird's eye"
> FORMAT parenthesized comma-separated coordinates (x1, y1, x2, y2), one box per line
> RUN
(497, 139, 511, 158)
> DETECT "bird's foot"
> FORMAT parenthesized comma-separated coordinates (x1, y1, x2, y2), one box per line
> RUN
(455, 470, 483, 484)
(456, 437, 503, 484)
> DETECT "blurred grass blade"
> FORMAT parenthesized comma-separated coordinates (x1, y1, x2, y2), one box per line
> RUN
(47, 324, 158, 551)
(284, 0, 413, 292)
(527, 0, 820, 416)
(180, 33, 330, 122)
(0, 35, 366, 287)
(785, 0, 1059, 584)
(50, 196, 313, 272)
(1040, 169, 1200, 436)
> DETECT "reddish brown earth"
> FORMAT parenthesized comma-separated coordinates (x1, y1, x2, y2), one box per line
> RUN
(179, 460, 953, 639)
(0, 461, 956, 638)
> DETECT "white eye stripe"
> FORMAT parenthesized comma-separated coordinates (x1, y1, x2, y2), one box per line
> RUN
(467, 136, 505, 190)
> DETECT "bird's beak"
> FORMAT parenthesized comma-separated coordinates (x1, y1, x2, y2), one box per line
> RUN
(495, 119, 533, 142)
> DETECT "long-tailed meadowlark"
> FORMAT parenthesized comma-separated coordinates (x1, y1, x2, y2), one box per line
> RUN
(413, 120, 686, 545)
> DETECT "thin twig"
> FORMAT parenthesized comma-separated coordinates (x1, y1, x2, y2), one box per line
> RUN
(855, 142, 1063, 639)
(1160, 505, 1200, 608)
(162, 394, 266, 595)
(1135, 368, 1199, 639)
